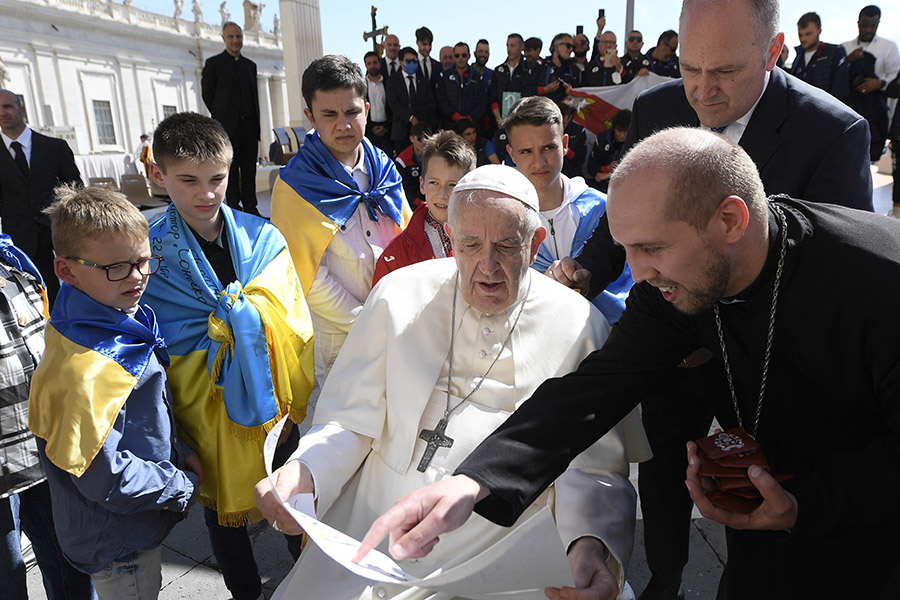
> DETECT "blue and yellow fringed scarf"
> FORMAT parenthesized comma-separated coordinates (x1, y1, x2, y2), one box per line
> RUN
(29, 284, 168, 477)
(271, 131, 411, 293)
(143, 204, 315, 525)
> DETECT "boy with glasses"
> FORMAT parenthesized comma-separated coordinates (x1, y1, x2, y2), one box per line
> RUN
(30, 185, 201, 599)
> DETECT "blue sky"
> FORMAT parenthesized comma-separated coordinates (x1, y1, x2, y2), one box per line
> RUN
(134, 1, 899, 65)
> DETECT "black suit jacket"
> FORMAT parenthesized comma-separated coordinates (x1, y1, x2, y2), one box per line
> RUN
(0, 130, 80, 257)
(201, 51, 260, 140)
(386, 70, 437, 142)
(580, 67, 874, 297)
(418, 56, 442, 90)
(380, 57, 402, 81)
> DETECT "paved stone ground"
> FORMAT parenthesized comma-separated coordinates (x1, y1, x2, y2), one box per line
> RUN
(24, 164, 894, 598)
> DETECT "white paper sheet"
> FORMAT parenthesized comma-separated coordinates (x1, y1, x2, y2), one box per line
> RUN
(264, 416, 575, 599)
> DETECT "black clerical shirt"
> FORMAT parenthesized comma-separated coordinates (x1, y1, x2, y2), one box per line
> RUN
(457, 197, 900, 599)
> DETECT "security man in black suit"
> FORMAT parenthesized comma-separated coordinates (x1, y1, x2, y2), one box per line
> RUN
(201, 21, 261, 215)
(387, 47, 437, 154)
(543, 1, 873, 599)
(0, 89, 80, 305)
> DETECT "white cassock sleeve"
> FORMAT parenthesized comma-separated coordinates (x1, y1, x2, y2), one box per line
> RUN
(555, 407, 646, 592)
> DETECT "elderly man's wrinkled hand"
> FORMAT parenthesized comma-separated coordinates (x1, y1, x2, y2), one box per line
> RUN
(254, 460, 314, 536)
(545, 257, 591, 295)
(544, 536, 618, 600)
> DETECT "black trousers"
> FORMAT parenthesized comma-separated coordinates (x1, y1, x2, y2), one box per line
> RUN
(638, 364, 717, 600)
(226, 116, 259, 212)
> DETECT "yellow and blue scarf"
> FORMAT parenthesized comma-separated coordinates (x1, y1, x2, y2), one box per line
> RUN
(29, 284, 167, 477)
(271, 131, 410, 292)
(143, 204, 314, 524)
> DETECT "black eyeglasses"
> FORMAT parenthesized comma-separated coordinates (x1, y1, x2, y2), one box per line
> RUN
(454, 52, 469, 58)
(66, 255, 162, 281)
(666, 43, 678, 52)
(562, 43, 574, 49)
(628, 36, 643, 42)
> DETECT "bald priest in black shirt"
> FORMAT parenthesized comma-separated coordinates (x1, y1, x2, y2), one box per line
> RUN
(356, 127, 900, 600)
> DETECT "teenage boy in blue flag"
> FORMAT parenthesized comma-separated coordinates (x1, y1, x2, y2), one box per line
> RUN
(144, 112, 314, 600)
(271, 55, 410, 383)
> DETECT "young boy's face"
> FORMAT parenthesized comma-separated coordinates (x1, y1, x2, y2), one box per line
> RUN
(303, 87, 368, 166)
(56, 234, 153, 311)
(151, 159, 228, 237)
(420, 157, 467, 224)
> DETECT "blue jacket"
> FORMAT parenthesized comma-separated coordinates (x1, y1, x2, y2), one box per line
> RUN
(531, 179, 634, 323)
(36, 295, 198, 573)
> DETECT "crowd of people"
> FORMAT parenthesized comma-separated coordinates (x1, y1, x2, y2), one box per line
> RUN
(1, 1, 899, 600)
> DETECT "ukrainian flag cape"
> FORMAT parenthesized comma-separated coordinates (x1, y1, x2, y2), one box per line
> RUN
(29, 284, 167, 477)
(143, 204, 314, 524)
(0, 233, 48, 318)
(271, 131, 411, 292)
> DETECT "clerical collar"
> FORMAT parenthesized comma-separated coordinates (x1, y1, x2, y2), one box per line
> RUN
(719, 202, 784, 306)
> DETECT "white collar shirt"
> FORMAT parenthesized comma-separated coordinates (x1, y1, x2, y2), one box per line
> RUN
(2, 125, 33, 165)
(703, 70, 770, 144)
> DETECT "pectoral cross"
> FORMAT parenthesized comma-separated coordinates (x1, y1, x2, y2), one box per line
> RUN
(417, 417, 454, 472)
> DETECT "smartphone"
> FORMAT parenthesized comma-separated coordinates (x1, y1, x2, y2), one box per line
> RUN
(599, 8, 605, 18)
(577, 25, 584, 35)
(604, 48, 615, 66)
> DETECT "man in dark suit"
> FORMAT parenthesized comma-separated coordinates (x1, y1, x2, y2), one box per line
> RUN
(0, 89, 80, 305)
(364, 51, 393, 156)
(387, 47, 437, 154)
(541, 1, 873, 599)
(201, 21, 261, 215)
(379, 34, 402, 80)
(415, 26, 442, 92)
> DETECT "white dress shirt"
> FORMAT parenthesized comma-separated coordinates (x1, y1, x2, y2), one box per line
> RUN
(703, 70, 770, 144)
(1, 125, 33, 166)
(366, 76, 388, 123)
(305, 149, 401, 376)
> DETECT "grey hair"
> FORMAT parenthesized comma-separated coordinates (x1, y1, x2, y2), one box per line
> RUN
(222, 21, 241, 34)
(448, 189, 541, 239)
(610, 127, 767, 231)
(681, 0, 779, 48)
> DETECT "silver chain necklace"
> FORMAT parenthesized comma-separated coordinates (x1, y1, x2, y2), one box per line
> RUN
(416, 272, 531, 472)
(713, 204, 788, 439)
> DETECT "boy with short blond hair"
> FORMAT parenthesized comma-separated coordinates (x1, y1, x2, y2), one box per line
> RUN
(29, 185, 200, 599)
(373, 130, 475, 285)
(144, 112, 314, 600)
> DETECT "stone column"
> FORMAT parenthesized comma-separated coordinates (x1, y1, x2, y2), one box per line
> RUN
(258, 73, 274, 160)
(279, 0, 323, 128)
(269, 75, 287, 128)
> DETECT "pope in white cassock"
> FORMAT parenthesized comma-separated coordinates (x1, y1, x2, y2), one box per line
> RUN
(256, 165, 651, 600)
